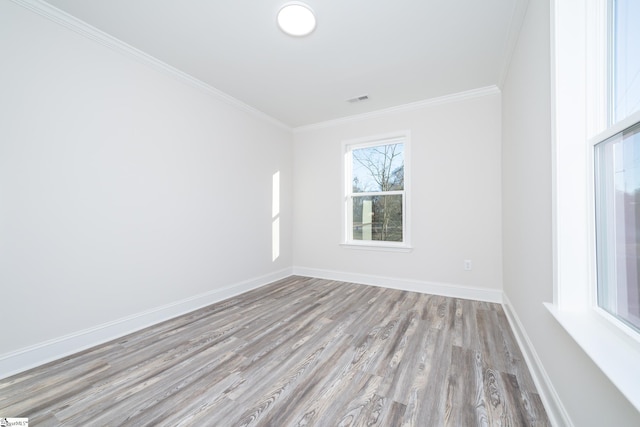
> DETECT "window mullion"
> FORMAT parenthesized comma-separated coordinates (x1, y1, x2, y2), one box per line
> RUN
(351, 190, 404, 197)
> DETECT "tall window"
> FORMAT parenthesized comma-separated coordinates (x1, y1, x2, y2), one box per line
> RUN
(343, 134, 409, 248)
(594, 0, 640, 333)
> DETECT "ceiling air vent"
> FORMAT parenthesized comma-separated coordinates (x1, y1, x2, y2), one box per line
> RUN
(347, 94, 369, 103)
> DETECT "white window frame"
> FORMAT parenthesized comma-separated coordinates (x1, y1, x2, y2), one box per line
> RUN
(341, 131, 412, 252)
(591, 110, 640, 334)
(547, 0, 640, 412)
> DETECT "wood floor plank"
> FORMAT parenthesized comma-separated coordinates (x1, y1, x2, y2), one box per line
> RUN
(443, 345, 477, 427)
(250, 334, 359, 426)
(0, 276, 550, 426)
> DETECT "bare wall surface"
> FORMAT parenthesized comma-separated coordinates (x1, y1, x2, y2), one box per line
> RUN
(0, 1, 292, 354)
(293, 93, 503, 293)
(501, 0, 640, 425)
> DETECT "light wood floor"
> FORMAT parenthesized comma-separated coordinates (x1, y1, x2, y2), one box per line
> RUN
(0, 276, 550, 426)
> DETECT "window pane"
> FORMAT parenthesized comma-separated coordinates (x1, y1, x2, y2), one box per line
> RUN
(351, 194, 403, 242)
(595, 123, 640, 332)
(612, 0, 640, 123)
(352, 143, 404, 192)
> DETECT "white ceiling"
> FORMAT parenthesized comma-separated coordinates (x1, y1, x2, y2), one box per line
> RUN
(43, 0, 528, 128)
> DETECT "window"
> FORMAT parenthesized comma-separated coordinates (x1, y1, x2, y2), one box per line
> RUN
(595, 121, 640, 332)
(594, 0, 640, 334)
(609, 0, 640, 124)
(549, 0, 640, 411)
(343, 133, 410, 250)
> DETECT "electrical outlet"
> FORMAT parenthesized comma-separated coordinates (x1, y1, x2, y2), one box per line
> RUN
(464, 259, 472, 271)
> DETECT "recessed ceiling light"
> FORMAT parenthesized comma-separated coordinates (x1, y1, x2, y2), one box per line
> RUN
(277, 2, 316, 37)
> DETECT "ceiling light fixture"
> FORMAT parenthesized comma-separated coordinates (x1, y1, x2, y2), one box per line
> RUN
(277, 2, 316, 37)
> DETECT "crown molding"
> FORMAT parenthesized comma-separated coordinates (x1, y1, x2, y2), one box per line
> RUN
(10, 0, 291, 131)
(293, 85, 501, 133)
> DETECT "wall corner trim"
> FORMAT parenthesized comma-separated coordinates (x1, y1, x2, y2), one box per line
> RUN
(0, 268, 293, 380)
(8, 0, 291, 131)
(502, 294, 574, 427)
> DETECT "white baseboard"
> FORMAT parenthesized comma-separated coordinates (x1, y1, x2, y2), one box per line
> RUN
(2, 267, 571, 427)
(292, 266, 503, 303)
(502, 294, 573, 427)
(0, 268, 293, 380)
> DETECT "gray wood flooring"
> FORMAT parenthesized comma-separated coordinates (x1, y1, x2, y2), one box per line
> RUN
(0, 276, 550, 426)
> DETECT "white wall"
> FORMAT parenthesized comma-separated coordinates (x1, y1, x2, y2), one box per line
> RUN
(7, 3, 638, 423)
(0, 1, 292, 361)
(293, 93, 502, 298)
(501, 0, 640, 425)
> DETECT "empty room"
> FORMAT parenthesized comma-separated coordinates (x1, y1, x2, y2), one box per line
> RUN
(1, 0, 639, 426)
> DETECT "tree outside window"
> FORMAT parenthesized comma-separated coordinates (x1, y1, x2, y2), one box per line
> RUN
(346, 138, 406, 245)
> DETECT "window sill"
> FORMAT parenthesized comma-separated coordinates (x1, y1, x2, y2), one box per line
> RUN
(544, 302, 640, 412)
(340, 243, 413, 253)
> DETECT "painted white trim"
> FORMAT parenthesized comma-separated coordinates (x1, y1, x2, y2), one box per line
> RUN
(551, 0, 590, 311)
(293, 86, 501, 132)
(550, 0, 640, 415)
(341, 130, 412, 250)
(0, 268, 293, 380)
(292, 266, 503, 303)
(544, 303, 640, 414)
(502, 295, 574, 427)
(9, 0, 290, 131)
